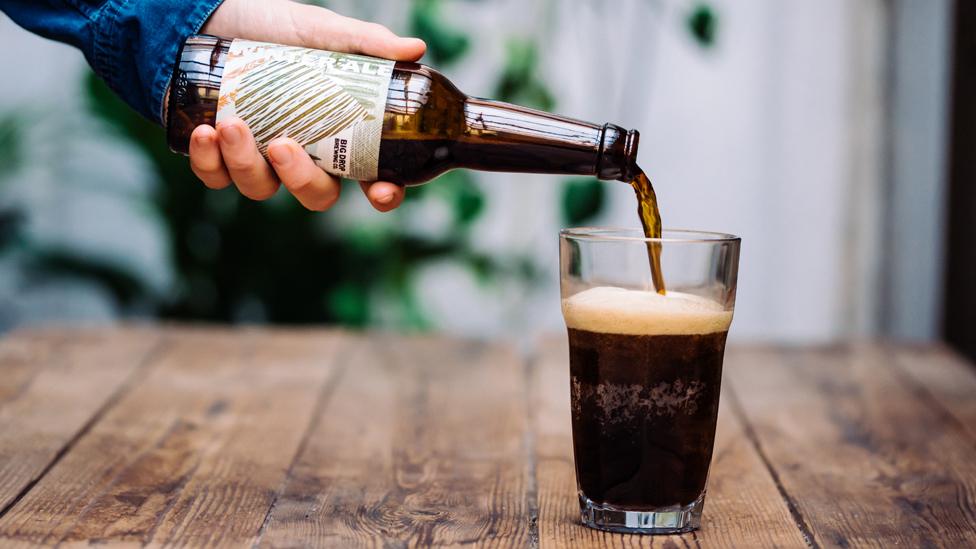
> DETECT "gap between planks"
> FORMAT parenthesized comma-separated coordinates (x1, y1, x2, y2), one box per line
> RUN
(724, 382, 819, 549)
(522, 345, 542, 549)
(884, 343, 976, 450)
(0, 331, 170, 521)
(0, 328, 353, 546)
(251, 338, 356, 548)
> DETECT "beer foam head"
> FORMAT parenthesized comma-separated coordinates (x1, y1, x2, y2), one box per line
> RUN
(561, 286, 733, 336)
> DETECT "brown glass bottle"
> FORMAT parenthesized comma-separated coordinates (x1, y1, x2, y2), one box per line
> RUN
(166, 35, 640, 186)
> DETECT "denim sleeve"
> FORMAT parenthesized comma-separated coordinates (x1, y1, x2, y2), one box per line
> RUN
(0, 0, 225, 124)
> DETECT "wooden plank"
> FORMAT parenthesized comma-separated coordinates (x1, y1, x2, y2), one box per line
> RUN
(0, 328, 349, 547)
(258, 335, 533, 548)
(889, 344, 976, 444)
(532, 338, 809, 548)
(725, 344, 976, 548)
(0, 327, 162, 515)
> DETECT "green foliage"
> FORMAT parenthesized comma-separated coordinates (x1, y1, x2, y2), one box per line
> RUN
(493, 39, 555, 111)
(82, 56, 512, 326)
(410, 0, 470, 65)
(0, 114, 23, 251)
(0, 114, 22, 176)
(687, 4, 719, 48)
(0, 210, 19, 252)
(25, 247, 145, 304)
(561, 177, 605, 225)
(429, 170, 484, 226)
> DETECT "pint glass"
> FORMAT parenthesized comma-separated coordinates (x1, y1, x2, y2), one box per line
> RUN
(559, 228, 740, 534)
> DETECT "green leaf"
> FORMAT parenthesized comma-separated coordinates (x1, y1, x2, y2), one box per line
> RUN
(327, 282, 369, 326)
(687, 4, 719, 48)
(0, 114, 23, 176)
(493, 39, 555, 111)
(28, 248, 146, 304)
(430, 170, 484, 226)
(0, 210, 23, 252)
(395, 276, 431, 330)
(410, 0, 470, 65)
(561, 177, 605, 225)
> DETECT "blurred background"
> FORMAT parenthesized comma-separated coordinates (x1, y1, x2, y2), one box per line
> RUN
(0, 0, 972, 358)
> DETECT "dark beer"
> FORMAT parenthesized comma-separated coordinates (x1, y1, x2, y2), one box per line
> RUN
(630, 169, 666, 294)
(562, 287, 732, 513)
(166, 35, 639, 186)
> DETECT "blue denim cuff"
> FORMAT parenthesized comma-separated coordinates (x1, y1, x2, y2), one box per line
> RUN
(90, 0, 226, 124)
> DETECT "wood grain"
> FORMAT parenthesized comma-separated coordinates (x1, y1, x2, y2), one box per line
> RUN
(725, 344, 976, 548)
(0, 327, 162, 515)
(531, 338, 809, 548)
(258, 335, 534, 548)
(889, 344, 976, 444)
(0, 328, 348, 547)
(2, 327, 976, 548)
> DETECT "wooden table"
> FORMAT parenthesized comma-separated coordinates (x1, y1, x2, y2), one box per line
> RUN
(0, 327, 974, 547)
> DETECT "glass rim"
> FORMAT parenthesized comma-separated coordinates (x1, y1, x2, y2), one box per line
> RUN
(560, 227, 740, 244)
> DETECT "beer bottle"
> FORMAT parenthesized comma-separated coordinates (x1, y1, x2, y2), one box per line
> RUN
(166, 35, 640, 186)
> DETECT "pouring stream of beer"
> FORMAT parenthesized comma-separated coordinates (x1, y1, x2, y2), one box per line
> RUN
(630, 169, 667, 295)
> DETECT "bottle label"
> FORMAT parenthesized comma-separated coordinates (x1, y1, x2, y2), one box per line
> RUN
(217, 39, 394, 181)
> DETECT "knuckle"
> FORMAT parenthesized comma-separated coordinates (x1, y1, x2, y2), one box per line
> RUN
(246, 183, 279, 201)
(284, 175, 314, 193)
(203, 177, 228, 190)
(355, 31, 371, 54)
(309, 189, 340, 211)
(309, 196, 337, 212)
(191, 157, 220, 175)
(192, 166, 223, 187)
(223, 155, 254, 172)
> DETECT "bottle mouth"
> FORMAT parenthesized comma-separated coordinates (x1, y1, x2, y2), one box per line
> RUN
(622, 129, 640, 181)
(597, 124, 640, 181)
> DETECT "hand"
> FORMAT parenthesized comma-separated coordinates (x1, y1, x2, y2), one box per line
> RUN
(188, 0, 426, 212)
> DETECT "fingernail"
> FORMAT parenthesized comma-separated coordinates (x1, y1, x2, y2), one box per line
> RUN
(195, 132, 211, 144)
(376, 192, 395, 205)
(269, 145, 292, 165)
(220, 124, 242, 145)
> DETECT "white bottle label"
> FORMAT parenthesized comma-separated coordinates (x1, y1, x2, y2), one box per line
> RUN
(217, 39, 395, 181)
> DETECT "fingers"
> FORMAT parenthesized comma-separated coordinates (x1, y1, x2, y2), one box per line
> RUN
(269, 138, 402, 212)
(267, 138, 342, 211)
(291, 4, 427, 61)
(189, 125, 232, 189)
(359, 180, 405, 212)
(195, 121, 401, 213)
(216, 118, 280, 201)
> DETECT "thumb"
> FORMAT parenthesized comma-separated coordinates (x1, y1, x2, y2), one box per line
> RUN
(203, 0, 426, 62)
(294, 5, 427, 62)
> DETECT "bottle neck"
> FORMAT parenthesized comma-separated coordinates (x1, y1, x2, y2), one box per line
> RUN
(454, 98, 639, 181)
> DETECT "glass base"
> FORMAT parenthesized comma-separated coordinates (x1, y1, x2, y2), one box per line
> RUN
(578, 492, 705, 535)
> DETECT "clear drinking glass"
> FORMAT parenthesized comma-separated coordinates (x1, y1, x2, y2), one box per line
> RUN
(559, 228, 740, 534)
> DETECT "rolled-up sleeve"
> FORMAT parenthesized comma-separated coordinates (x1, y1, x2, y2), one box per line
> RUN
(1, 0, 225, 124)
